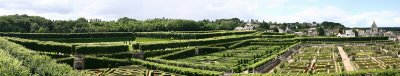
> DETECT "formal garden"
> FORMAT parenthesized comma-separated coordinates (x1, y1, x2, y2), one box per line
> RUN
(1, 30, 400, 76)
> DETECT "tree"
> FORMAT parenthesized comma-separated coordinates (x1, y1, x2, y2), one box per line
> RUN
(258, 21, 269, 30)
(353, 29, 359, 37)
(317, 27, 325, 36)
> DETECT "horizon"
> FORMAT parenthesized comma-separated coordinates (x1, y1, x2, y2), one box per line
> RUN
(1, 0, 399, 27)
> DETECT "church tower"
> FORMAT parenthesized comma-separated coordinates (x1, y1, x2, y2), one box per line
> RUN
(371, 21, 378, 33)
(370, 21, 379, 36)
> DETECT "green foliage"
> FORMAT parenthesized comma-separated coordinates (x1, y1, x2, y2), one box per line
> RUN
(317, 27, 325, 36)
(138, 34, 256, 50)
(0, 49, 30, 76)
(0, 14, 244, 33)
(0, 32, 135, 38)
(297, 36, 389, 42)
(84, 57, 131, 69)
(228, 40, 251, 49)
(143, 49, 182, 58)
(75, 44, 129, 54)
(135, 30, 255, 39)
(0, 38, 84, 75)
(6, 37, 72, 54)
(131, 58, 223, 76)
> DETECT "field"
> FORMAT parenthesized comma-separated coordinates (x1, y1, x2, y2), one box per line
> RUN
(1, 30, 399, 76)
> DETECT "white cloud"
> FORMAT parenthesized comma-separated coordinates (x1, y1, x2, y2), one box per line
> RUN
(0, 0, 399, 27)
(256, 6, 400, 27)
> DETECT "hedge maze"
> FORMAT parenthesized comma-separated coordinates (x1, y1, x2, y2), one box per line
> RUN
(1, 31, 400, 76)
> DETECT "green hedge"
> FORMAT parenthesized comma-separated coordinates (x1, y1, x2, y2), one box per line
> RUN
(156, 47, 225, 60)
(296, 36, 389, 42)
(139, 34, 256, 50)
(0, 38, 83, 75)
(247, 42, 300, 70)
(94, 52, 133, 59)
(75, 44, 129, 54)
(234, 69, 400, 76)
(146, 58, 231, 72)
(250, 42, 297, 46)
(131, 58, 223, 76)
(261, 34, 296, 38)
(6, 37, 72, 54)
(261, 32, 288, 35)
(136, 30, 256, 39)
(143, 49, 183, 58)
(84, 57, 132, 69)
(228, 40, 251, 49)
(0, 49, 30, 76)
(0, 32, 135, 38)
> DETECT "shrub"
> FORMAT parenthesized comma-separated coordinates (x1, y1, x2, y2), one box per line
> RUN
(0, 32, 135, 38)
(0, 38, 84, 75)
(75, 44, 129, 54)
(131, 58, 223, 76)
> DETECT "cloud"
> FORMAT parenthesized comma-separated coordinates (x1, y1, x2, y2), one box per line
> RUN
(256, 6, 400, 27)
(0, 0, 398, 27)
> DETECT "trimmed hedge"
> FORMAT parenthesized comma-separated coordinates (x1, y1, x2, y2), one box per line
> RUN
(228, 40, 251, 49)
(6, 37, 72, 54)
(296, 36, 389, 42)
(84, 57, 132, 69)
(261, 32, 288, 35)
(260, 34, 296, 38)
(156, 47, 225, 60)
(0, 38, 83, 75)
(139, 34, 257, 50)
(94, 51, 133, 59)
(234, 69, 400, 76)
(143, 48, 183, 58)
(146, 58, 231, 72)
(136, 30, 256, 39)
(75, 44, 129, 54)
(0, 49, 30, 76)
(250, 42, 297, 46)
(247, 42, 300, 70)
(0, 32, 135, 38)
(131, 58, 223, 76)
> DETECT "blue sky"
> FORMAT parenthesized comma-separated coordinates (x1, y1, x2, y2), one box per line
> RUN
(0, 0, 399, 27)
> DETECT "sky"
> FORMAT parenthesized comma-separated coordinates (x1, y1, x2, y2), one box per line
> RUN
(0, 0, 399, 27)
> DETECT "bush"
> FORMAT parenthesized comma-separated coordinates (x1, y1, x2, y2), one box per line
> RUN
(6, 37, 72, 54)
(0, 32, 135, 38)
(135, 30, 256, 39)
(0, 38, 83, 75)
(131, 58, 223, 76)
(84, 57, 131, 69)
(0, 50, 30, 76)
(139, 34, 256, 50)
(75, 44, 129, 54)
(143, 49, 183, 58)
(228, 40, 251, 49)
(156, 47, 225, 60)
(296, 36, 389, 42)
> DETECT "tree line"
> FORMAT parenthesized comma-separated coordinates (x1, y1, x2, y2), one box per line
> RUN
(0, 14, 244, 33)
(0, 14, 346, 33)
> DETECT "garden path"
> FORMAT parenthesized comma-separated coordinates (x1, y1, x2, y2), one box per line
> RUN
(337, 46, 355, 71)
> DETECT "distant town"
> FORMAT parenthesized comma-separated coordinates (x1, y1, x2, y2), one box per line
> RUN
(235, 20, 400, 41)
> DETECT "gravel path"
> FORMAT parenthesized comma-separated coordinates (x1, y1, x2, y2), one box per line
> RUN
(337, 46, 355, 71)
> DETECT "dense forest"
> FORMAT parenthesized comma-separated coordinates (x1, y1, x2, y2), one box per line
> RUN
(0, 14, 245, 33)
(0, 14, 346, 33)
